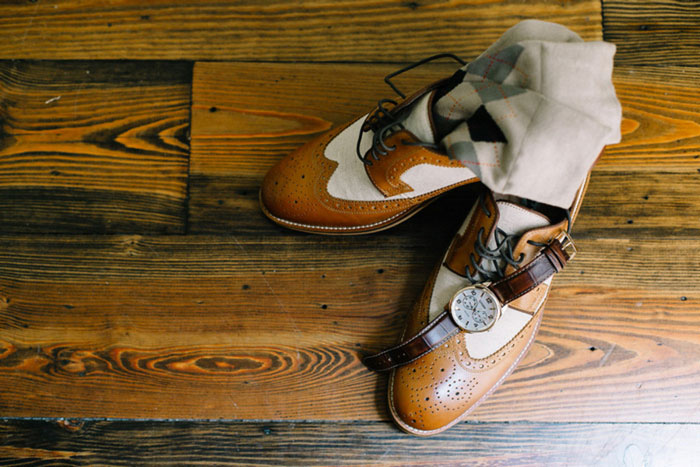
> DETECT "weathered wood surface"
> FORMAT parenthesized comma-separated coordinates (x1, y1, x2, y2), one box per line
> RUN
(191, 62, 700, 175)
(190, 62, 458, 177)
(0, 61, 191, 233)
(1, 1, 699, 464)
(604, 0, 700, 65)
(1, 60, 696, 235)
(575, 171, 700, 237)
(2, 420, 699, 466)
(0, 1, 601, 61)
(602, 66, 700, 169)
(0, 234, 698, 421)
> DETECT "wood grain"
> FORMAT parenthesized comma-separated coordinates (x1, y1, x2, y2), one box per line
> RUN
(573, 170, 700, 237)
(0, 60, 191, 233)
(0, 1, 601, 61)
(604, 0, 700, 65)
(0, 1, 696, 464)
(1, 419, 699, 466)
(190, 62, 458, 177)
(0, 235, 698, 421)
(600, 66, 700, 169)
(191, 62, 700, 175)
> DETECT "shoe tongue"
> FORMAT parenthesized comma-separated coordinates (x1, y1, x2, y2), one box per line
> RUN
(401, 67, 472, 145)
(400, 90, 436, 145)
(469, 199, 551, 290)
(492, 200, 551, 240)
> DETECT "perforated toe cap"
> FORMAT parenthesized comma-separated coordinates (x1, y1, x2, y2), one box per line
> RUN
(390, 312, 543, 435)
(391, 334, 482, 434)
(260, 134, 328, 227)
(260, 126, 429, 233)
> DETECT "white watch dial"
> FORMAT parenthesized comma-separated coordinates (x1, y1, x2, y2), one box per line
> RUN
(449, 286, 501, 332)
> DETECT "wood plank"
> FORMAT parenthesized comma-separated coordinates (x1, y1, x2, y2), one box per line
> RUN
(190, 62, 700, 175)
(1, 420, 699, 466)
(0, 60, 191, 233)
(573, 170, 700, 237)
(190, 62, 461, 177)
(188, 169, 700, 237)
(0, 1, 601, 61)
(601, 66, 700, 169)
(189, 62, 700, 234)
(0, 235, 698, 421)
(604, 0, 700, 65)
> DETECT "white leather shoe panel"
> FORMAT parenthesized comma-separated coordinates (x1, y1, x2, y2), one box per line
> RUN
(428, 200, 550, 322)
(464, 306, 533, 359)
(423, 196, 560, 358)
(324, 96, 477, 203)
(386, 164, 477, 201)
(464, 275, 552, 360)
(324, 116, 385, 201)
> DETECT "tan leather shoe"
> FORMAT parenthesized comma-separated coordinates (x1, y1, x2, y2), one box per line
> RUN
(260, 54, 480, 234)
(364, 178, 589, 436)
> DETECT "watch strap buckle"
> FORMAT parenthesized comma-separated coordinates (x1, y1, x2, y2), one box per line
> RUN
(555, 231, 577, 260)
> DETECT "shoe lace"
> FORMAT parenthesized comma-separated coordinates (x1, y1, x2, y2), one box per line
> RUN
(356, 53, 466, 166)
(466, 194, 573, 284)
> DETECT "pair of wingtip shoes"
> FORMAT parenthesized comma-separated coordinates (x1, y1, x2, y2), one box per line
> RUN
(259, 39, 612, 435)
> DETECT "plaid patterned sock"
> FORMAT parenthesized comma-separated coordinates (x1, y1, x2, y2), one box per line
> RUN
(405, 20, 622, 209)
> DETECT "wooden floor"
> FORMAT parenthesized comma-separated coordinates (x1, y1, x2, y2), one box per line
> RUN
(1, 1, 699, 465)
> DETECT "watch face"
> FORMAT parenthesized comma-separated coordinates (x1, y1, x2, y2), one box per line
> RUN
(449, 286, 501, 332)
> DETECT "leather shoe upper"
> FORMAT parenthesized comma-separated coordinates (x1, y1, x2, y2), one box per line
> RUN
(260, 82, 479, 234)
(389, 189, 582, 435)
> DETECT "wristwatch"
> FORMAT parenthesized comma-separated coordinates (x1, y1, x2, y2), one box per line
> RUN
(448, 283, 501, 333)
(364, 231, 576, 372)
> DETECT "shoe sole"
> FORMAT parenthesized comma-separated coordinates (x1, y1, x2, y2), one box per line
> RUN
(259, 189, 445, 236)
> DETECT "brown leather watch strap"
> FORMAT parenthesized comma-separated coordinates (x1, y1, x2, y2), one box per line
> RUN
(363, 310, 459, 372)
(488, 234, 572, 306)
(364, 233, 576, 373)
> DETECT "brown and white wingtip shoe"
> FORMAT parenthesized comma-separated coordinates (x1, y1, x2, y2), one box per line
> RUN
(364, 180, 588, 436)
(260, 54, 481, 235)
(260, 18, 621, 236)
